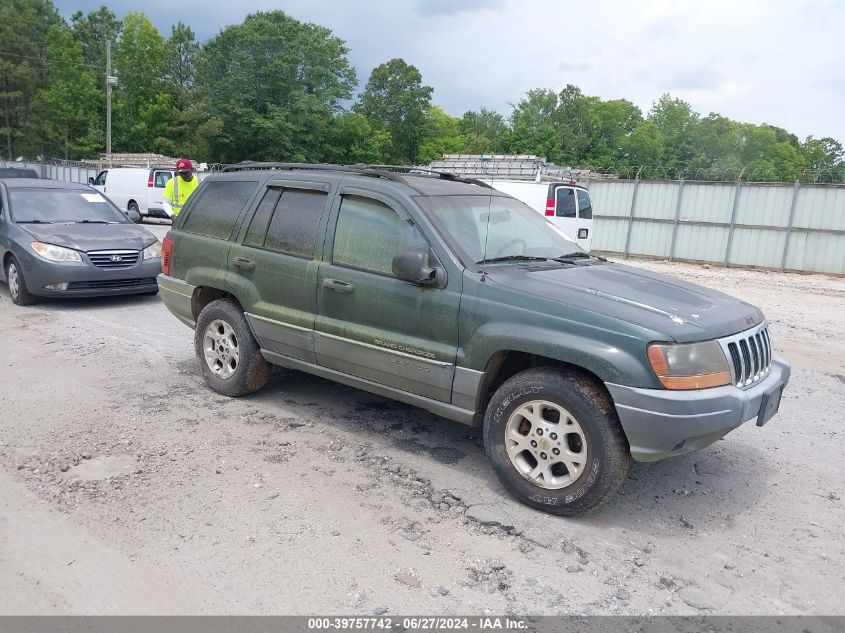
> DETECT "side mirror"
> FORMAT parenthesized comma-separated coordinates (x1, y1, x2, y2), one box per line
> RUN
(127, 208, 142, 223)
(392, 251, 436, 285)
(88, 177, 95, 185)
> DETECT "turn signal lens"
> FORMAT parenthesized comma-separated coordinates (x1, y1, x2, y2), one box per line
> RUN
(647, 340, 731, 390)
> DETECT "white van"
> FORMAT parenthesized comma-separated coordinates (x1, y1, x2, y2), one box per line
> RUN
(89, 167, 174, 220)
(478, 179, 594, 251)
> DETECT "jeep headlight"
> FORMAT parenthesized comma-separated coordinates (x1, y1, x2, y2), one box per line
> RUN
(143, 240, 162, 260)
(31, 242, 82, 263)
(647, 340, 731, 389)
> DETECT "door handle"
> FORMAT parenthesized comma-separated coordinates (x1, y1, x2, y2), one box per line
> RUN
(233, 257, 255, 271)
(322, 278, 355, 294)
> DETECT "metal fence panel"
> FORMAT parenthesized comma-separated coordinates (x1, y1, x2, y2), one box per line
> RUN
(591, 179, 845, 274)
(734, 183, 793, 226)
(588, 180, 635, 218)
(784, 232, 845, 274)
(793, 185, 845, 231)
(678, 183, 735, 223)
(591, 218, 627, 251)
(674, 224, 730, 262)
(633, 182, 678, 220)
(629, 218, 674, 257)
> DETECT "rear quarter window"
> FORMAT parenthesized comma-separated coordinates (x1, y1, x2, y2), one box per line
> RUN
(180, 180, 258, 240)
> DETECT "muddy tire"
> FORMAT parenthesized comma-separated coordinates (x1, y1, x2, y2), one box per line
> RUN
(194, 298, 270, 397)
(5, 256, 37, 306)
(483, 367, 630, 516)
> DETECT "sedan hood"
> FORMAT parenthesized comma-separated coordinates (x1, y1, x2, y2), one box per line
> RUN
(19, 222, 156, 252)
(489, 262, 764, 342)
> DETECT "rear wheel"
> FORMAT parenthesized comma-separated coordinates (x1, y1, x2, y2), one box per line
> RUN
(483, 367, 629, 516)
(194, 298, 270, 397)
(128, 201, 142, 223)
(5, 256, 37, 306)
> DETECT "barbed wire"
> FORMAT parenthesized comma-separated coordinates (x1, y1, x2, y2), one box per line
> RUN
(561, 165, 845, 184)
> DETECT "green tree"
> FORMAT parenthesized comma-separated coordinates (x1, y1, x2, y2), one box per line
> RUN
(0, 0, 61, 159)
(200, 10, 355, 162)
(648, 94, 700, 170)
(165, 22, 198, 111)
(113, 12, 167, 151)
(459, 107, 510, 153)
(509, 88, 562, 163)
(70, 6, 121, 70)
(357, 58, 433, 164)
(28, 24, 101, 158)
(322, 112, 390, 164)
(801, 136, 844, 173)
(618, 121, 663, 170)
(417, 106, 464, 164)
(583, 98, 643, 167)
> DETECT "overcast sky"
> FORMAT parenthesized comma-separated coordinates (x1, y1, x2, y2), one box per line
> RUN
(55, 0, 845, 143)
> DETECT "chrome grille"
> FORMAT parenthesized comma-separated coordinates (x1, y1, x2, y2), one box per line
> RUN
(719, 323, 772, 389)
(87, 249, 139, 270)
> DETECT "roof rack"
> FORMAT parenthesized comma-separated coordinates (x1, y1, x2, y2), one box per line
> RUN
(351, 164, 494, 189)
(220, 161, 493, 192)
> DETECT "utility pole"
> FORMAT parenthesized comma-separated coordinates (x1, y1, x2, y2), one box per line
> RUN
(105, 39, 118, 167)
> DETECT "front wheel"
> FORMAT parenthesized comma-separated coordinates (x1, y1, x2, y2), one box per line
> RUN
(194, 298, 270, 397)
(483, 367, 630, 516)
(5, 256, 37, 306)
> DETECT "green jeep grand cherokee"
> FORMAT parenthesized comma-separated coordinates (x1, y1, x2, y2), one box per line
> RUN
(158, 163, 790, 516)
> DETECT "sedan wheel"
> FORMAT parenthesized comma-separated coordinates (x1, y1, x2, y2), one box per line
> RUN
(5, 257, 36, 306)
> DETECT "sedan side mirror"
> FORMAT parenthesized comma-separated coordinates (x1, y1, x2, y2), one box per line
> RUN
(127, 208, 142, 223)
(392, 251, 436, 286)
(88, 177, 95, 185)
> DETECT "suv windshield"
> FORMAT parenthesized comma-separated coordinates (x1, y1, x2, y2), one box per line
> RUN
(9, 188, 128, 224)
(416, 194, 583, 265)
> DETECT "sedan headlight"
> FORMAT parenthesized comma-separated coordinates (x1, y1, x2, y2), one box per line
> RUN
(647, 340, 731, 390)
(31, 242, 82, 263)
(143, 240, 162, 259)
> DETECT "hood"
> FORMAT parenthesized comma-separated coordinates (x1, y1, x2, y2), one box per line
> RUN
(19, 222, 157, 253)
(488, 262, 764, 342)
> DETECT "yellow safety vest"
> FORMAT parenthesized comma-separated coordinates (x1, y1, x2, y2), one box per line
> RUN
(164, 174, 199, 215)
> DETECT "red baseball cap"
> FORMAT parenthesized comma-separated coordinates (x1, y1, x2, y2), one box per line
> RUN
(175, 158, 193, 172)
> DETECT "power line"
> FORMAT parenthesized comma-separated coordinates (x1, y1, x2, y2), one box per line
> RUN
(0, 50, 106, 71)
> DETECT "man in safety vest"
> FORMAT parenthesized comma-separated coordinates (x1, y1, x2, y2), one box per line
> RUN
(163, 158, 199, 218)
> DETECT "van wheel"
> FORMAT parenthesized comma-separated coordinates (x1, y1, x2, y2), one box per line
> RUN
(194, 298, 270, 397)
(128, 201, 142, 223)
(483, 367, 629, 516)
(5, 256, 37, 306)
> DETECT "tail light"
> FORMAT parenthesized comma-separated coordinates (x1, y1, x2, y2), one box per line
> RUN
(161, 236, 174, 275)
(147, 174, 153, 187)
(545, 199, 555, 216)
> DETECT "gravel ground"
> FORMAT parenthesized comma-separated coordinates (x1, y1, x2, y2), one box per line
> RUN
(1, 230, 842, 615)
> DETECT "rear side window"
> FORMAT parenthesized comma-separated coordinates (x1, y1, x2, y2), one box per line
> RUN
(556, 187, 576, 218)
(264, 189, 327, 258)
(333, 195, 428, 275)
(577, 189, 592, 219)
(244, 188, 281, 248)
(154, 171, 172, 188)
(181, 180, 257, 240)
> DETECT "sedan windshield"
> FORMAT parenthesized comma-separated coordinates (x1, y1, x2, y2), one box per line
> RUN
(416, 194, 584, 266)
(9, 188, 128, 223)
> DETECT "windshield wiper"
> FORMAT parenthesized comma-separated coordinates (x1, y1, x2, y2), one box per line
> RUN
(555, 251, 590, 259)
(16, 219, 53, 224)
(77, 220, 116, 224)
(476, 255, 549, 265)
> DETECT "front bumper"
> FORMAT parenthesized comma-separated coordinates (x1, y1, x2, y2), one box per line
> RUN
(606, 355, 791, 462)
(21, 252, 162, 298)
